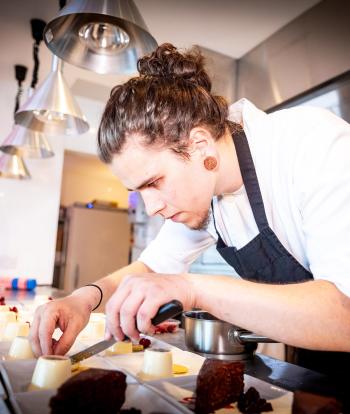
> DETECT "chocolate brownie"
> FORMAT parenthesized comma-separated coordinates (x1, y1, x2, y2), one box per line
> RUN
(50, 368, 127, 414)
(195, 359, 244, 413)
(238, 387, 273, 413)
(292, 390, 342, 414)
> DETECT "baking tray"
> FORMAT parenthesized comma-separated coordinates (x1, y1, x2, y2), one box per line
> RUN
(0, 358, 190, 414)
(0, 336, 292, 414)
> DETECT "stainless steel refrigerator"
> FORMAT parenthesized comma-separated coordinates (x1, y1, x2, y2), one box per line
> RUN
(57, 204, 131, 292)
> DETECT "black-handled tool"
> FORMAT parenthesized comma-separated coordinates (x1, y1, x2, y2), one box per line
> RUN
(70, 300, 183, 365)
(150, 299, 183, 326)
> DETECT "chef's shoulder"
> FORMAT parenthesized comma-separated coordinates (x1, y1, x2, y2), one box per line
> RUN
(283, 105, 350, 200)
(270, 104, 349, 137)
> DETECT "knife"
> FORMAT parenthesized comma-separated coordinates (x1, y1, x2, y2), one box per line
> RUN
(70, 299, 183, 365)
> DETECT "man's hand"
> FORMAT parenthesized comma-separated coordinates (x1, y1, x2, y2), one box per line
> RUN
(105, 273, 193, 341)
(29, 295, 91, 356)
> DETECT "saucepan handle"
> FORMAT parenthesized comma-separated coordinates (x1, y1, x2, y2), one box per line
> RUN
(229, 329, 277, 344)
(151, 300, 183, 326)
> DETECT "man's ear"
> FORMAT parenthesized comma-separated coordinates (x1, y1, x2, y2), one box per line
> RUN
(188, 127, 213, 157)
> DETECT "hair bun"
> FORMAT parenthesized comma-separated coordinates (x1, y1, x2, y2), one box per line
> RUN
(138, 43, 211, 92)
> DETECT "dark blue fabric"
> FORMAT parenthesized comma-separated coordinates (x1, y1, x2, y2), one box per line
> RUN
(212, 129, 349, 377)
(213, 129, 313, 283)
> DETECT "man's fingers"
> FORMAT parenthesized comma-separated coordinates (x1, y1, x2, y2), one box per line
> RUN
(105, 285, 132, 341)
(119, 293, 145, 340)
(29, 311, 42, 357)
(52, 338, 58, 354)
(137, 299, 161, 334)
(38, 313, 57, 355)
(54, 322, 80, 356)
(104, 330, 112, 340)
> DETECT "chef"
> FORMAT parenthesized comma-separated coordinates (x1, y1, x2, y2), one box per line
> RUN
(30, 43, 350, 376)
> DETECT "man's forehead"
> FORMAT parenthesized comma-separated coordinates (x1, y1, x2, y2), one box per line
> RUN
(110, 145, 163, 187)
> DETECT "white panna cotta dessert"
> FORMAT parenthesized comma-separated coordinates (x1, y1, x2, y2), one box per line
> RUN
(3, 321, 30, 340)
(0, 305, 10, 312)
(8, 336, 35, 359)
(80, 319, 106, 339)
(0, 311, 18, 340)
(30, 355, 71, 390)
(140, 348, 173, 380)
(0, 311, 17, 323)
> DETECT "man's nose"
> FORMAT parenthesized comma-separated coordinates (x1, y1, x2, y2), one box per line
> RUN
(141, 190, 166, 217)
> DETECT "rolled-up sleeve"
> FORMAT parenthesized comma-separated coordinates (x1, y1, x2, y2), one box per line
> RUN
(138, 220, 216, 274)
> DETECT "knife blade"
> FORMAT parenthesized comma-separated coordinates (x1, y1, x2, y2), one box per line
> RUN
(70, 338, 117, 365)
(70, 299, 183, 365)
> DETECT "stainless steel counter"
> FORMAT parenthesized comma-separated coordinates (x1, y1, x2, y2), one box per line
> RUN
(3, 287, 349, 410)
(156, 330, 349, 409)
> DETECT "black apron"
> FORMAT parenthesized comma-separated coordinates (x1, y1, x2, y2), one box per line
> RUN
(212, 129, 349, 377)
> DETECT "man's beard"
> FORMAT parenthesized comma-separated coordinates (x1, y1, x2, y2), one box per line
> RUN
(187, 209, 211, 231)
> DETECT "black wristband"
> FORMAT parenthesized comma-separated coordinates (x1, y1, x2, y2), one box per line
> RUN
(85, 284, 103, 311)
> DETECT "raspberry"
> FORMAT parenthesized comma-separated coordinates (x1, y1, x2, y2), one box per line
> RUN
(166, 324, 177, 333)
(139, 338, 151, 349)
(9, 306, 18, 313)
(154, 326, 166, 334)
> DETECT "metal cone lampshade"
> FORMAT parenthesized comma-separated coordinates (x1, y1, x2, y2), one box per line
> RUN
(1, 124, 54, 158)
(14, 56, 89, 136)
(0, 147, 31, 180)
(44, 0, 157, 74)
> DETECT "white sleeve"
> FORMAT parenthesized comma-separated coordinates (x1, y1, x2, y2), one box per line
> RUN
(296, 109, 350, 297)
(138, 219, 216, 274)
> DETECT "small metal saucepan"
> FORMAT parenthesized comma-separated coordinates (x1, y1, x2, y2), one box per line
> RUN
(183, 310, 277, 360)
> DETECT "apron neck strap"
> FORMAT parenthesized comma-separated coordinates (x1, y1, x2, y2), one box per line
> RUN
(233, 129, 269, 231)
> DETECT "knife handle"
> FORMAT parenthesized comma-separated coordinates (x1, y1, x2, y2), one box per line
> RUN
(151, 300, 183, 326)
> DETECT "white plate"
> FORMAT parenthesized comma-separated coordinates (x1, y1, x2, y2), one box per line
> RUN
(100, 335, 205, 381)
(147, 374, 293, 413)
(0, 358, 189, 414)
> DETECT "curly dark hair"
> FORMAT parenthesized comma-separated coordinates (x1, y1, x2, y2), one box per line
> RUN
(97, 43, 236, 163)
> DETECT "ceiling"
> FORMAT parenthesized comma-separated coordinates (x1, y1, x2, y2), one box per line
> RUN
(134, 0, 321, 58)
(1, 0, 322, 64)
(0, 0, 322, 113)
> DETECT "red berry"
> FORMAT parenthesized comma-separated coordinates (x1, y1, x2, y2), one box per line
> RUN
(139, 338, 151, 349)
(167, 324, 177, 333)
(9, 306, 18, 313)
(0, 296, 6, 305)
(48, 296, 53, 301)
(155, 326, 166, 334)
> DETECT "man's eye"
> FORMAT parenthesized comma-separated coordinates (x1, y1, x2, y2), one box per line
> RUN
(148, 178, 160, 188)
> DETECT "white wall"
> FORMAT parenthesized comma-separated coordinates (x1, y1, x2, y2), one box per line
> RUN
(0, 137, 64, 283)
(0, 1, 127, 284)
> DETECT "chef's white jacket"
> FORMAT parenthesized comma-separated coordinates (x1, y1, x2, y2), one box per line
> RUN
(139, 99, 350, 298)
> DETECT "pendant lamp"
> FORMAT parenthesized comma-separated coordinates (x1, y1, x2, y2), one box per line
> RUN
(14, 55, 89, 136)
(2, 21, 55, 158)
(0, 124, 54, 158)
(0, 65, 31, 180)
(0, 147, 31, 180)
(43, 0, 157, 74)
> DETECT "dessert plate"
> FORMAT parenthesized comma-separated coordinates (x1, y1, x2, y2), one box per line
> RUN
(147, 374, 293, 413)
(101, 335, 205, 381)
(0, 359, 190, 414)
